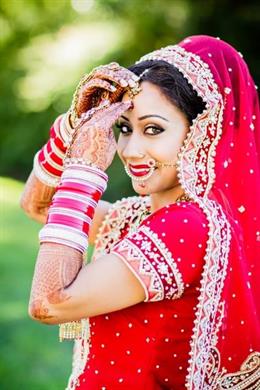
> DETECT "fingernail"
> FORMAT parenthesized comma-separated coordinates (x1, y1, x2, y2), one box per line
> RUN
(119, 79, 128, 87)
(131, 74, 139, 81)
(128, 79, 137, 88)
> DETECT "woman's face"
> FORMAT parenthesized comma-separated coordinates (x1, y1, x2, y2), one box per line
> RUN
(117, 81, 189, 196)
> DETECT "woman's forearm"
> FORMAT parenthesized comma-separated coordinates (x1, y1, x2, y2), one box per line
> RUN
(21, 170, 112, 242)
(20, 171, 55, 224)
(29, 243, 83, 323)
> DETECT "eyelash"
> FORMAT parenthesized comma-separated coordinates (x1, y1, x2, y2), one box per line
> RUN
(116, 122, 164, 136)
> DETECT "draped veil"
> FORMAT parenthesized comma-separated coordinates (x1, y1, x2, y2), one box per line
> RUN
(138, 35, 260, 389)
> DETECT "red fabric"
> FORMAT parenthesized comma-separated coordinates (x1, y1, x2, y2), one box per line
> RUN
(77, 203, 208, 389)
(72, 36, 260, 389)
(178, 36, 260, 374)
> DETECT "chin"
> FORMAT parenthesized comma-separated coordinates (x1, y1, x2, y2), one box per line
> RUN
(132, 181, 150, 195)
(132, 180, 161, 196)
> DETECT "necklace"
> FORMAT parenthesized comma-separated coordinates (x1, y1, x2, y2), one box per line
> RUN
(175, 193, 192, 202)
(129, 193, 191, 234)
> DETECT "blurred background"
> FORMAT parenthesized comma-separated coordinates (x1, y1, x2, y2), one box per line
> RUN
(0, 0, 259, 388)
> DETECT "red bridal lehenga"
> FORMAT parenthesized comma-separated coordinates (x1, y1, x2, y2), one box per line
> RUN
(66, 36, 260, 390)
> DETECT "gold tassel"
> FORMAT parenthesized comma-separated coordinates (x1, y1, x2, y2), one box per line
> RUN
(59, 321, 83, 342)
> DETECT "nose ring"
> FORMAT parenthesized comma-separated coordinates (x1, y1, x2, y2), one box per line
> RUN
(147, 158, 156, 168)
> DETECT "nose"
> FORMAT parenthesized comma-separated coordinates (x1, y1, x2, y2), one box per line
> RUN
(120, 133, 145, 160)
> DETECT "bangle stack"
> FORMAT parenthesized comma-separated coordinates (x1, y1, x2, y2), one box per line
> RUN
(39, 161, 108, 253)
(33, 113, 72, 187)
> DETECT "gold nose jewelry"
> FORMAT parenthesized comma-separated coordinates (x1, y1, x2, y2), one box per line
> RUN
(155, 161, 177, 168)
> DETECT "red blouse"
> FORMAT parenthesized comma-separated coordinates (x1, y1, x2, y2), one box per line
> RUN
(68, 197, 208, 390)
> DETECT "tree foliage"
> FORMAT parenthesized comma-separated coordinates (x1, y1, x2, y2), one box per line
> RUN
(0, 0, 259, 201)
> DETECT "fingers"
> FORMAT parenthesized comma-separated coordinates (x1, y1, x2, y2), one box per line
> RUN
(76, 78, 117, 117)
(71, 62, 140, 128)
(87, 100, 133, 129)
(92, 62, 139, 89)
(80, 78, 117, 95)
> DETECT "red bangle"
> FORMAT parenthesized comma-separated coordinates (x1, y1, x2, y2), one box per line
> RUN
(45, 142, 63, 166)
(47, 214, 90, 235)
(39, 162, 108, 253)
(51, 198, 95, 218)
(41, 159, 63, 177)
(58, 181, 102, 201)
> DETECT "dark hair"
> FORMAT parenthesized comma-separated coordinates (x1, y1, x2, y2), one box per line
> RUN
(128, 60, 205, 125)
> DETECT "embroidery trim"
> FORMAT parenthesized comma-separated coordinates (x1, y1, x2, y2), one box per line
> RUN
(207, 348, 260, 390)
(218, 351, 260, 390)
(66, 196, 150, 389)
(93, 196, 150, 260)
(138, 44, 235, 389)
(112, 224, 184, 301)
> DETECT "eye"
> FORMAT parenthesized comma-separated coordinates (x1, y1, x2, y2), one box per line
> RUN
(144, 125, 164, 135)
(115, 122, 132, 135)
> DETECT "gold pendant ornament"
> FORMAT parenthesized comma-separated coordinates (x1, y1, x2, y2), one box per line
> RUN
(59, 321, 83, 342)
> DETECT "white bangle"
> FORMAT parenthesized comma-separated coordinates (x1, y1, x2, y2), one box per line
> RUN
(33, 152, 60, 187)
(39, 224, 88, 253)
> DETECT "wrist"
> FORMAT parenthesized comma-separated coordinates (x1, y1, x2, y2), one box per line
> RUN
(33, 113, 71, 187)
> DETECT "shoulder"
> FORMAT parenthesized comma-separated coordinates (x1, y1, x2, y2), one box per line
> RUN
(103, 195, 150, 226)
(143, 201, 208, 237)
(135, 201, 209, 266)
(93, 196, 150, 257)
(112, 201, 209, 300)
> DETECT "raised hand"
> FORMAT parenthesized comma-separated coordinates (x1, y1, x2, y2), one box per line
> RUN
(70, 62, 139, 128)
(68, 100, 133, 171)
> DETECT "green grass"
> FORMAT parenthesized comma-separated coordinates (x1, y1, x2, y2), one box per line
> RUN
(0, 177, 72, 389)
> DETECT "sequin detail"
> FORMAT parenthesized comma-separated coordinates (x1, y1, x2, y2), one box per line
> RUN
(112, 225, 184, 301)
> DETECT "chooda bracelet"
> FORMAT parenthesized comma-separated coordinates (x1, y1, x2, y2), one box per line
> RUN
(39, 160, 108, 253)
(38, 160, 108, 341)
(33, 113, 73, 187)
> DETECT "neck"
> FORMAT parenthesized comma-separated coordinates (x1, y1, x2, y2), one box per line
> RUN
(149, 184, 186, 213)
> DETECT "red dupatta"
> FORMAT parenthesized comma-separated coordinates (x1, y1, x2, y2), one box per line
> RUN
(138, 35, 260, 389)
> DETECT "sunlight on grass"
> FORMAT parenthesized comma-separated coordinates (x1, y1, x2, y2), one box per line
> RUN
(0, 176, 24, 205)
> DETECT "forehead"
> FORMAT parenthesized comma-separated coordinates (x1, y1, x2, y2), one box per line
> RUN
(122, 81, 173, 111)
(122, 81, 178, 118)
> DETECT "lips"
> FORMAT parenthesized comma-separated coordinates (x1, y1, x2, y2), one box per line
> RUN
(128, 163, 151, 177)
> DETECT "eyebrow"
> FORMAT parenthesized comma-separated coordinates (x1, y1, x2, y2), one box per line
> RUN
(121, 114, 169, 122)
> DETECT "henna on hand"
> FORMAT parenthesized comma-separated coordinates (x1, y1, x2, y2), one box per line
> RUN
(68, 101, 133, 171)
(29, 243, 83, 322)
(70, 62, 140, 127)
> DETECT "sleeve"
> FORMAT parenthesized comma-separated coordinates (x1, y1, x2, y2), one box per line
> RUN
(111, 203, 209, 302)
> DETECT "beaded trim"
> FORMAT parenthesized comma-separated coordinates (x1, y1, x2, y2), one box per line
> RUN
(93, 196, 150, 260)
(138, 45, 224, 199)
(138, 45, 233, 389)
(65, 319, 91, 390)
(112, 225, 184, 301)
(207, 348, 260, 390)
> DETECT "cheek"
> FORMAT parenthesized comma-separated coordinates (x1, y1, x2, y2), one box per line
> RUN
(166, 128, 188, 154)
